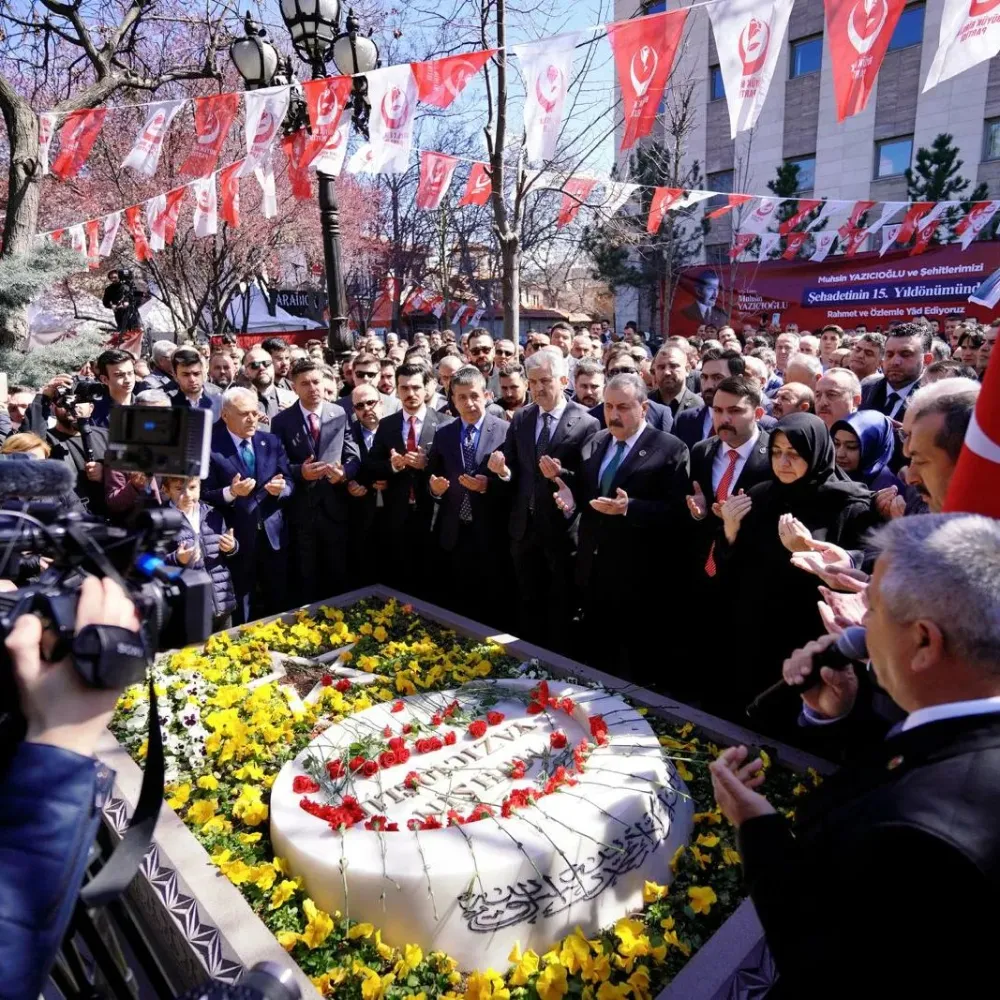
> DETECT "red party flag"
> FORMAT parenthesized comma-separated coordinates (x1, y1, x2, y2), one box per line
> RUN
(411, 50, 495, 108)
(707, 193, 753, 220)
(123, 205, 152, 261)
(219, 162, 242, 228)
(779, 199, 823, 235)
(782, 232, 809, 259)
(180, 93, 240, 178)
(910, 218, 941, 256)
(50, 108, 107, 180)
(458, 162, 492, 206)
(838, 200, 875, 239)
(302, 76, 353, 137)
(647, 186, 684, 233)
(557, 176, 598, 228)
(730, 233, 756, 259)
(415, 151, 459, 210)
(896, 201, 935, 245)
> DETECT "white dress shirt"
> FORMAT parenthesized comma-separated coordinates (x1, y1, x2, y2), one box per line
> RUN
(534, 398, 567, 443)
(711, 427, 760, 496)
(394, 406, 427, 471)
(883, 379, 918, 419)
(299, 400, 323, 424)
(903, 696, 1000, 734)
(598, 422, 647, 485)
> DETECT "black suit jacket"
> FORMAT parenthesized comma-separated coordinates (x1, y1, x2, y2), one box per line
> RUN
(168, 382, 222, 421)
(572, 425, 689, 589)
(651, 386, 703, 418)
(589, 398, 674, 435)
(270, 402, 359, 523)
(364, 407, 451, 529)
(673, 403, 711, 450)
(739, 713, 1000, 997)
(860, 375, 913, 417)
(427, 412, 509, 552)
(498, 401, 599, 543)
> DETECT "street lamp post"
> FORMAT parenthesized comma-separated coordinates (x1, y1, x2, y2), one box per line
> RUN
(231, 5, 378, 358)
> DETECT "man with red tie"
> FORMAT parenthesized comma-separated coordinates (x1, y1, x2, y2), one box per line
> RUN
(364, 363, 451, 598)
(271, 359, 359, 605)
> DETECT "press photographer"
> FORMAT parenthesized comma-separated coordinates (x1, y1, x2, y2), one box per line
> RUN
(102, 268, 142, 337)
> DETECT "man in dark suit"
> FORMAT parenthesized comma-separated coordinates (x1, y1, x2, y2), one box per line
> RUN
(337, 351, 401, 425)
(271, 358, 360, 605)
(486, 348, 599, 651)
(649, 346, 703, 419)
(428, 366, 511, 622)
(554, 372, 689, 680)
(203, 386, 294, 623)
(589, 353, 674, 433)
(239, 346, 296, 425)
(345, 383, 386, 587)
(92, 348, 138, 428)
(673, 348, 744, 450)
(138, 340, 177, 394)
(680, 270, 728, 328)
(167, 347, 222, 420)
(364, 363, 450, 599)
(860, 323, 933, 420)
(711, 513, 1000, 998)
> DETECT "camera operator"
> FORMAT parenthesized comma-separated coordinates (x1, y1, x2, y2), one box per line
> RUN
(92, 348, 138, 428)
(711, 513, 1000, 997)
(102, 269, 141, 337)
(0, 577, 141, 998)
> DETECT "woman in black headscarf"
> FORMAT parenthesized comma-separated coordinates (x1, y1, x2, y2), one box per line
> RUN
(711, 412, 874, 727)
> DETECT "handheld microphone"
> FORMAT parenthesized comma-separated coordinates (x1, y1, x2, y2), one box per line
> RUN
(745, 626, 868, 718)
(0, 458, 76, 499)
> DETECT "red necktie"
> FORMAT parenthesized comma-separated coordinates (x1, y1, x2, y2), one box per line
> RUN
(705, 448, 741, 577)
(307, 411, 320, 447)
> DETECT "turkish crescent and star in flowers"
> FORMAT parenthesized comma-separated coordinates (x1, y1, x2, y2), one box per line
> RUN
(416, 151, 460, 211)
(707, 0, 794, 138)
(608, 9, 688, 150)
(924, 0, 1000, 92)
(180, 93, 240, 178)
(513, 33, 582, 165)
(366, 64, 419, 174)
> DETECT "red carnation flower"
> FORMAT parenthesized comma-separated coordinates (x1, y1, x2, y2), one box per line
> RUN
(447, 809, 465, 826)
(444, 700, 459, 717)
(321, 674, 333, 687)
(403, 724, 413, 734)
(391, 700, 405, 712)
(416, 738, 431, 754)
(431, 713, 443, 726)
(382, 725, 392, 738)
(427, 736, 443, 751)
(559, 697, 575, 714)
(526, 702, 545, 715)
(327, 759, 345, 779)
(468, 720, 488, 739)
(349, 755, 366, 773)
(420, 815, 442, 830)
(293, 775, 320, 794)
(444, 731, 457, 746)
(388, 736, 405, 751)
(589, 715, 608, 740)
(378, 750, 398, 769)
(550, 730, 568, 750)
(336, 677, 352, 692)
(404, 771, 420, 790)
(487, 711, 505, 726)
(362, 759, 379, 777)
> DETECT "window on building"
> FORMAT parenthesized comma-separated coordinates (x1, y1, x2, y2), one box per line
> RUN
(705, 244, 730, 266)
(707, 170, 734, 210)
(710, 65, 725, 101)
(790, 36, 823, 78)
(888, 4, 925, 51)
(875, 136, 913, 178)
(787, 156, 816, 192)
(984, 119, 1000, 161)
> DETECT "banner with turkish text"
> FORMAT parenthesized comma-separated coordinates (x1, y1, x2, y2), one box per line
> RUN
(513, 33, 581, 164)
(458, 162, 492, 205)
(244, 86, 290, 164)
(51, 108, 107, 180)
(557, 176, 598, 228)
(38, 113, 56, 176)
(825, 0, 907, 121)
(708, 0, 794, 138)
(366, 64, 419, 173)
(608, 9, 688, 150)
(219, 162, 242, 227)
(779, 199, 823, 235)
(121, 99, 184, 176)
(180, 93, 239, 178)
(956, 199, 1000, 249)
(303, 76, 353, 137)
(99, 211, 121, 257)
(411, 50, 495, 108)
(925, 0, 1000, 92)
(123, 204, 152, 261)
(416, 151, 459, 210)
(192, 175, 218, 237)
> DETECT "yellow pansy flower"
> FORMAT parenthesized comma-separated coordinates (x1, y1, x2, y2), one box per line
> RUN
(301, 898, 334, 949)
(373, 626, 388, 642)
(536, 963, 568, 1000)
(642, 880, 669, 903)
(310, 968, 347, 995)
(269, 880, 299, 910)
(508, 944, 540, 986)
(693, 808, 722, 825)
(395, 943, 423, 976)
(347, 922, 375, 940)
(373, 929, 394, 961)
(670, 845, 685, 872)
(359, 623, 373, 635)
(186, 799, 217, 826)
(219, 859, 253, 885)
(201, 815, 232, 836)
(675, 761, 694, 781)
(166, 783, 191, 810)
(464, 969, 510, 1000)
(196, 775, 219, 791)
(238, 832, 262, 845)
(695, 834, 720, 848)
(628, 966, 652, 1000)
(241, 802, 269, 826)
(689, 846, 712, 869)
(722, 847, 742, 865)
(688, 885, 718, 915)
(252, 865, 277, 892)
(276, 930, 299, 952)
(596, 983, 631, 1000)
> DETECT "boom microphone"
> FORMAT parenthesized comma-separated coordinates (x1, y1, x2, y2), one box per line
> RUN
(0, 458, 76, 499)
(745, 626, 868, 718)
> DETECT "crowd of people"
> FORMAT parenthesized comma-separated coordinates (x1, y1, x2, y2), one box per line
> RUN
(0, 313, 992, 734)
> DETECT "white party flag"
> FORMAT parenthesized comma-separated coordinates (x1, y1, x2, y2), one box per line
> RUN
(599, 181, 639, 217)
(758, 232, 782, 260)
(741, 197, 783, 234)
(513, 33, 582, 164)
(192, 174, 218, 238)
(68, 223, 86, 257)
(121, 99, 184, 176)
(254, 160, 277, 218)
(366, 64, 419, 174)
(311, 120, 351, 177)
(145, 194, 167, 251)
(879, 224, 902, 256)
(810, 230, 838, 262)
(346, 142, 385, 175)
(99, 211, 121, 257)
(924, 0, 1000, 93)
(244, 86, 290, 165)
(38, 113, 56, 176)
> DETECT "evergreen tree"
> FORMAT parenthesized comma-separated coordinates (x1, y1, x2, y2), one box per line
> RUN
(905, 133, 991, 243)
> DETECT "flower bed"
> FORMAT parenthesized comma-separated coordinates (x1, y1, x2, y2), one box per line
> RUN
(111, 598, 811, 999)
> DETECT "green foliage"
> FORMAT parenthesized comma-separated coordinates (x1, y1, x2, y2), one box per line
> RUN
(0, 242, 84, 337)
(0, 324, 108, 388)
(766, 162, 827, 253)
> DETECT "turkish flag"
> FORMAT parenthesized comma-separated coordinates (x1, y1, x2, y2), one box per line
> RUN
(707, 193, 753, 220)
(896, 201, 934, 245)
(608, 9, 688, 151)
(303, 76, 353, 137)
(180, 93, 239, 178)
(219, 161, 242, 227)
(825, 0, 907, 121)
(51, 108, 107, 180)
(412, 50, 495, 108)
(782, 232, 809, 259)
(557, 176, 598, 228)
(779, 199, 823, 235)
(647, 187, 684, 233)
(458, 162, 492, 206)
(838, 200, 875, 239)
(730, 233, 756, 259)
(123, 205, 152, 261)
(416, 151, 459, 210)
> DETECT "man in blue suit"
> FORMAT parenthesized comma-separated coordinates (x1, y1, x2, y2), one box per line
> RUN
(167, 347, 222, 420)
(427, 365, 510, 621)
(203, 386, 294, 623)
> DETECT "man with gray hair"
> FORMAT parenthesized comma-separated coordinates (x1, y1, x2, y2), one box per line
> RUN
(139, 340, 178, 393)
(487, 346, 598, 651)
(715, 513, 1000, 996)
(815, 367, 862, 429)
(553, 371, 689, 679)
(783, 352, 823, 390)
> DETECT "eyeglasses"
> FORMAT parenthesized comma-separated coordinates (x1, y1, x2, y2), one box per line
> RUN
(247, 360, 272, 370)
(469, 346, 493, 355)
(495, 348, 516, 357)
(354, 399, 379, 409)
